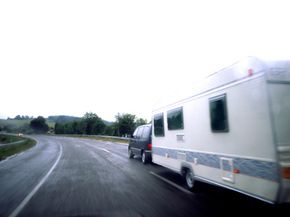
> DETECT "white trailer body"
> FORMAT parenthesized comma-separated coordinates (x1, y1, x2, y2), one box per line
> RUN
(152, 57, 290, 203)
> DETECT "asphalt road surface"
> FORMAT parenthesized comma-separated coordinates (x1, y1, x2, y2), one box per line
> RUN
(0, 135, 289, 217)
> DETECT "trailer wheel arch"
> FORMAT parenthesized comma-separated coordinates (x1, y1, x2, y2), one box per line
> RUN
(181, 164, 197, 191)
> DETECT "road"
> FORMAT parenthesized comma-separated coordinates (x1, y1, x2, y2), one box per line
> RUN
(0, 135, 289, 217)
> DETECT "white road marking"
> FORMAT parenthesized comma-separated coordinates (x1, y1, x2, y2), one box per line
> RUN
(150, 171, 192, 195)
(8, 143, 63, 217)
(82, 142, 128, 162)
(99, 148, 111, 153)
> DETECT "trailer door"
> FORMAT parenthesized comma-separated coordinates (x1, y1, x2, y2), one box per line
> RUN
(268, 82, 290, 151)
(268, 80, 290, 202)
(268, 81, 290, 177)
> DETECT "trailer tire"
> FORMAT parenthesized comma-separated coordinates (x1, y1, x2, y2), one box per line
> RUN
(184, 169, 196, 191)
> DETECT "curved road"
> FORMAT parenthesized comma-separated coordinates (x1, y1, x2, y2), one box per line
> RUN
(0, 135, 288, 217)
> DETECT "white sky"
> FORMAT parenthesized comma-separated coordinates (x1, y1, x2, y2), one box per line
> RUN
(1, 0, 290, 121)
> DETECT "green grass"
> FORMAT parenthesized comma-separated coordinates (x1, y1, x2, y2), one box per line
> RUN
(0, 134, 23, 144)
(0, 135, 36, 161)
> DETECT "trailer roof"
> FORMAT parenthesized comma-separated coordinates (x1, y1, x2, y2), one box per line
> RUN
(153, 57, 289, 112)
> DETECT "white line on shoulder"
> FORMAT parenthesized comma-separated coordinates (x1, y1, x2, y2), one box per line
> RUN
(8, 143, 63, 217)
(150, 171, 192, 194)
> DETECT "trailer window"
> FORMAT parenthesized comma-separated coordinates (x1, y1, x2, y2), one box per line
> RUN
(209, 94, 229, 132)
(154, 113, 165, 136)
(167, 107, 184, 130)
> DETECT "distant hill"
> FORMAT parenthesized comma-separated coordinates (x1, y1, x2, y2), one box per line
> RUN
(104, 120, 113, 126)
(0, 118, 32, 133)
(0, 115, 113, 134)
(47, 115, 112, 126)
(47, 115, 81, 123)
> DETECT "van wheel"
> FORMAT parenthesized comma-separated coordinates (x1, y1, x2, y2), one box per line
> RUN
(184, 169, 195, 191)
(128, 147, 134, 159)
(141, 151, 147, 164)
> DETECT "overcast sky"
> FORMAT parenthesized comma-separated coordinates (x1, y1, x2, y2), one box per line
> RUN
(1, 0, 289, 121)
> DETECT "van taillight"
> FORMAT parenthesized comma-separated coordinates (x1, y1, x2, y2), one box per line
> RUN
(147, 144, 152, 150)
(282, 167, 290, 179)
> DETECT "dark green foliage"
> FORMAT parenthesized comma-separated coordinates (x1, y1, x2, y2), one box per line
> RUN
(48, 115, 81, 123)
(135, 118, 147, 127)
(54, 113, 105, 135)
(114, 113, 136, 136)
(54, 112, 147, 137)
(14, 115, 33, 120)
(113, 113, 148, 137)
(30, 116, 49, 133)
(83, 113, 106, 135)
(54, 123, 64, 134)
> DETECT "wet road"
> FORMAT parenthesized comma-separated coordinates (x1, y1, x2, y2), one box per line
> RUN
(0, 135, 288, 217)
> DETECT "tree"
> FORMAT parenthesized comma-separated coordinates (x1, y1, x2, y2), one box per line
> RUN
(135, 118, 147, 127)
(115, 113, 136, 137)
(54, 123, 64, 134)
(82, 112, 105, 135)
(30, 116, 49, 133)
(14, 115, 22, 120)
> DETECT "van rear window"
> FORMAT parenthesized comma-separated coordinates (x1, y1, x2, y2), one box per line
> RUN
(142, 126, 151, 139)
(154, 113, 165, 137)
(209, 94, 229, 132)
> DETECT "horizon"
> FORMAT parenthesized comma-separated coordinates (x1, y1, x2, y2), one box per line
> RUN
(1, 1, 289, 122)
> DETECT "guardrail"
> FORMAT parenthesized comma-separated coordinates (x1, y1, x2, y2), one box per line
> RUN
(93, 135, 130, 142)
(0, 139, 27, 148)
(0, 133, 27, 149)
(55, 134, 131, 143)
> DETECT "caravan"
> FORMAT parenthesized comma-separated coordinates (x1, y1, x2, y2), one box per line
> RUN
(152, 57, 290, 203)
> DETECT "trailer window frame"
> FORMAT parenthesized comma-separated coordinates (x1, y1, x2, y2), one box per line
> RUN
(153, 113, 165, 137)
(209, 94, 229, 133)
(167, 107, 184, 130)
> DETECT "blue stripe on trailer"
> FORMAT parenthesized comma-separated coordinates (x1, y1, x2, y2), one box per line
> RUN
(153, 147, 279, 182)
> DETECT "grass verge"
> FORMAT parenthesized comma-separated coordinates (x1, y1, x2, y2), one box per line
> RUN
(0, 135, 36, 161)
(0, 134, 23, 144)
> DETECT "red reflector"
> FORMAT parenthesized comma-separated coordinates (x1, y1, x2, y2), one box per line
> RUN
(233, 168, 240, 174)
(248, 69, 253, 76)
(147, 144, 152, 150)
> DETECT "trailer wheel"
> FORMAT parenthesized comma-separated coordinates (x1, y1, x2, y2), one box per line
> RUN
(128, 147, 134, 159)
(184, 169, 195, 191)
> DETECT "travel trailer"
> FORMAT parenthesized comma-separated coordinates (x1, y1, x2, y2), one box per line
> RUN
(151, 57, 290, 203)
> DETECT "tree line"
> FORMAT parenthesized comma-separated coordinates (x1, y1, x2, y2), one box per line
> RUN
(1, 112, 148, 137)
(54, 112, 147, 137)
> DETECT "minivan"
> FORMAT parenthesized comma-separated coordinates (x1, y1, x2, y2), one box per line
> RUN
(128, 124, 152, 164)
